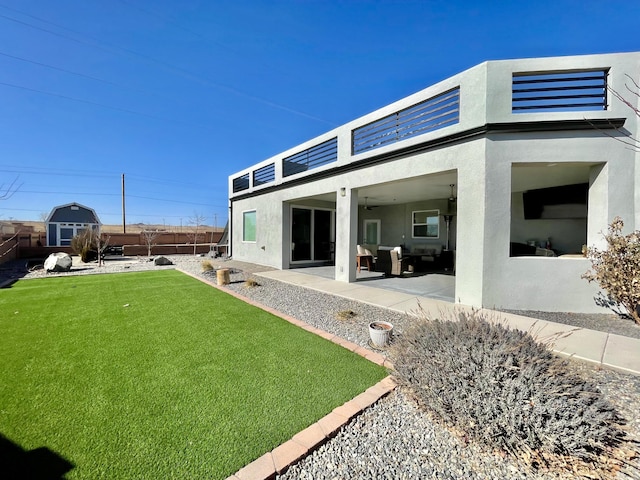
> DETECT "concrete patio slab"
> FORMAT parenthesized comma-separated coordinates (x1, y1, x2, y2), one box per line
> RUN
(334, 286, 415, 308)
(550, 327, 609, 364)
(602, 333, 640, 374)
(383, 297, 423, 315)
(256, 270, 320, 286)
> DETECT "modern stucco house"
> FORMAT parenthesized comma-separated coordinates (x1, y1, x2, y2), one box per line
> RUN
(228, 52, 640, 313)
(45, 202, 101, 247)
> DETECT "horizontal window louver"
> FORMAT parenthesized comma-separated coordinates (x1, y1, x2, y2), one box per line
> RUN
(283, 137, 338, 177)
(232, 173, 250, 193)
(352, 87, 460, 154)
(253, 163, 275, 186)
(512, 69, 608, 112)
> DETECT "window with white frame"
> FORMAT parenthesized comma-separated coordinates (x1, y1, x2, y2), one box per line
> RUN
(242, 210, 256, 242)
(58, 222, 91, 246)
(412, 210, 439, 238)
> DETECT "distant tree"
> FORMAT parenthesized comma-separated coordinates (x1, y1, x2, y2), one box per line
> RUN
(141, 229, 161, 257)
(96, 232, 111, 267)
(188, 212, 207, 256)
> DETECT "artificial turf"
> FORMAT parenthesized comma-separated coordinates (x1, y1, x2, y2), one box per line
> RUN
(0, 270, 387, 479)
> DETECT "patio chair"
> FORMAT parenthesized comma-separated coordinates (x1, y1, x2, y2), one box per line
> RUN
(389, 249, 410, 276)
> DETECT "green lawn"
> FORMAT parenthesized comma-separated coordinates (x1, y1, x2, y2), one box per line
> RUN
(0, 270, 387, 479)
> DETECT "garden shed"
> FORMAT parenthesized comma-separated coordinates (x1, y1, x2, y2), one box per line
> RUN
(45, 202, 101, 247)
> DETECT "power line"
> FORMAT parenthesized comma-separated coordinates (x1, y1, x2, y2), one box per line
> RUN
(3, 188, 222, 207)
(4, 189, 222, 207)
(125, 174, 221, 190)
(0, 4, 337, 127)
(127, 195, 223, 208)
(115, 0, 291, 78)
(0, 80, 217, 130)
(0, 49, 178, 105)
(13, 190, 119, 196)
(0, 165, 117, 178)
(0, 206, 222, 220)
(0, 166, 219, 190)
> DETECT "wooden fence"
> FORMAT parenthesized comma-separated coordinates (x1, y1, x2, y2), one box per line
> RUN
(0, 233, 19, 265)
(0, 230, 226, 262)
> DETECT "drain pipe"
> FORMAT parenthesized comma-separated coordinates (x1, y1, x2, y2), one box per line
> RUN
(228, 201, 233, 258)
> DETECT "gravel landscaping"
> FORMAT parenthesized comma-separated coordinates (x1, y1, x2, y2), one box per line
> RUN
(4, 254, 640, 478)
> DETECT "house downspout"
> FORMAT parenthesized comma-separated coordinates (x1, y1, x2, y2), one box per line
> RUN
(228, 201, 233, 258)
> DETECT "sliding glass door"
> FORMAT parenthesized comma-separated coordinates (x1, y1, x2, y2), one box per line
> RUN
(291, 207, 334, 263)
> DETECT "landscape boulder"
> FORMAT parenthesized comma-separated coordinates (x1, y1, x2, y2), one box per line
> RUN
(153, 256, 173, 266)
(44, 252, 72, 272)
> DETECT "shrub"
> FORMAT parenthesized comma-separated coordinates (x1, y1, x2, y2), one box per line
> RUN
(201, 260, 214, 272)
(70, 229, 109, 265)
(336, 310, 357, 321)
(583, 216, 640, 325)
(391, 310, 628, 472)
(71, 230, 96, 263)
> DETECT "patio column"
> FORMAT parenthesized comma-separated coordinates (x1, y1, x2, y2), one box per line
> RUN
(588, 161, 634, 249)
(335, 187, 358, 282)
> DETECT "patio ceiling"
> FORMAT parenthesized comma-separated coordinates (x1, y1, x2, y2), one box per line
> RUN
(297, 163, 596, 206)
(511, 162, 596, 192)
(299, 171, 458, 206)
(357, 171, 457, 206)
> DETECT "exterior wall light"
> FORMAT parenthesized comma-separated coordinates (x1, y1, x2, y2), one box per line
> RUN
(340, 187, 346, 197)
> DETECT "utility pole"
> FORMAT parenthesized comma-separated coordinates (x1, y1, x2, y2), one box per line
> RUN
(121, 173, 126, 233)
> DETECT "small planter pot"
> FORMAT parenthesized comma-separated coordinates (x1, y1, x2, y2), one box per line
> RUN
(369, 321, 394, 347)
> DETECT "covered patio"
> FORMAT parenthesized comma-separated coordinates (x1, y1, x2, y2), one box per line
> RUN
(292, 265, 455, 303)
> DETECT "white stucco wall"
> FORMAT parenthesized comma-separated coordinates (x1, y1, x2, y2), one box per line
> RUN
(229, 52, 640, 313)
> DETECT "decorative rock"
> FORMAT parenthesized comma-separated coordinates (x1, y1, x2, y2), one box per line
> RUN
(44, 252, 72, 272)
(153, 256, 173, 266)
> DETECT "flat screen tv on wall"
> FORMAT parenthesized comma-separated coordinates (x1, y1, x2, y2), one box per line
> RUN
(522, 183, 588, 220)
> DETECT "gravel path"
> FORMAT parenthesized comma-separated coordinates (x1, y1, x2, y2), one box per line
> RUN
(5, 255, 640, 479)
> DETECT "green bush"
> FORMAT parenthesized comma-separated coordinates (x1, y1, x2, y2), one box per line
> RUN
(391, 310, 628, 471)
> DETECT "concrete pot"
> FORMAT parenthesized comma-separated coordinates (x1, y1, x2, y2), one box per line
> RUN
(369, 321, 394, 347)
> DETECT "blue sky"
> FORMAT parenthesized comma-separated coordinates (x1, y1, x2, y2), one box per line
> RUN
(0, 0, 638, 227)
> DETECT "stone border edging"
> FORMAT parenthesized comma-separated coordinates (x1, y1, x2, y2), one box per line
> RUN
(176, 269, 397, 480)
